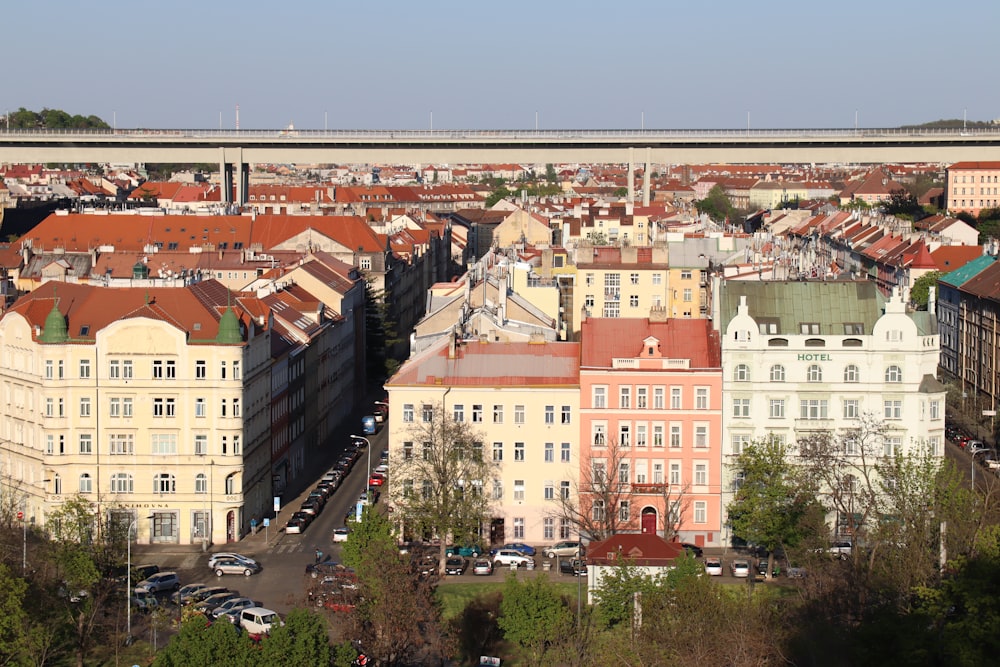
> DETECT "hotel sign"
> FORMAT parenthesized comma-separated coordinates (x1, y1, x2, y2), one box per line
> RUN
(797, 353, 832, 361)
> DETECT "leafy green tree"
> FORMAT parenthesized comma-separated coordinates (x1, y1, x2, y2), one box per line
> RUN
(910, 271, 941, 310)
(612, 186, 628, 198)
(590, 557, 664, 629)
(341, 505, 396, 571)
(695, 185, 737, 223)
(391, 402, 496, 572)
(843, 198, 871, 212)
(450, 591, 503, 665)
(728, 437, 816, 576)
(154, 615, 255, 667)
(882, 188, 924, 220)
(485, 186, 511, 207)
(0, 563, 31, 666)
(498, 574, 572, 665)
(545, 163, 558, 184)
(257, 608, 332, 666)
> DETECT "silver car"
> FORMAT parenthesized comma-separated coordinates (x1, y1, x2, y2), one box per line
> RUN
(210, 596, 257, 619)
(208, 553, 258, 570)
(213, 559, 262, 577)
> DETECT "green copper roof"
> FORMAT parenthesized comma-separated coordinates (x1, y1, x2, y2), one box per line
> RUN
(215, 306, 242, 344)
(940, 254, 995, 287)
(39, 301, 68, 344)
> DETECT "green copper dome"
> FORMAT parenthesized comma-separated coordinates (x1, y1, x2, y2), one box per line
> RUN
(216, 306, 242, 344)
(39, 301, 68, 344)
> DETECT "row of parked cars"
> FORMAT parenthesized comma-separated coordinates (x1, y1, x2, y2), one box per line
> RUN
(947, 423, 1000, 470)
(285, 446, 359, 535)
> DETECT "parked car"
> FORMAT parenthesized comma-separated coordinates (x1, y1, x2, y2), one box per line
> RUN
(214, 559, 262, 577)
(307, 489, 328, 505)
(412, 556, 439, 578)
(187, 585, 229, 605)
(704, 557, 724, 576)
(332, 527, 350, 543)
(172, 583, 210, 605)
(379, 449, 389, 464)
(240, 607, 283, 637)
(680, 543, 704, 558)
(825, 541, 853, 559)
(285, 511, 312, 534)
(375, 463, 389, 475)
(210, 596, 258, 620)
(968, 440, 989, 455)
(472, 558, 493, 576)
(194, 591, 241, 615)
(493, 549, 533, 568)
(135, 572, 180, 594)
(446, 543, 485, 558)
(490, 542, 536, 557)
(306, 560, 344, 578)
(299, 499, 322, 516)
(133, 564, 161, 582)
(444, 556, 467, 575)
(368, 473, 386, 487)
(131, 590, 160, 613)
(730, 559, 750, 578)
(208, 553, 258, 570)
(544, 541, 581, 559)
(559, 558, 588, 576)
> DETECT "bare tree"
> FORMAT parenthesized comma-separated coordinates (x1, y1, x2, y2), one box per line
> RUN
(390, 402, 497, 572)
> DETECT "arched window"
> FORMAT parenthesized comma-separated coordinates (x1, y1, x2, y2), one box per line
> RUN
(53, 475, 62, 495)
(844, 364, 860, 382)
(807, 365, 823, 382)
(225, 473, 236, 495)
(79, 473, 92, 494)
(770, 364, 785, 382)
(195, 473, 207, 494)
(154, 473, 176, 494)
(110, 473, 133, 494)
(885, 365, 903, 383)
(733, 364, 750, 382)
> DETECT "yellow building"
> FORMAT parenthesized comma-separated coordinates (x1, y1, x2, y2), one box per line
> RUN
(572, 246, 673, 335)
(0, 280, 271, 546)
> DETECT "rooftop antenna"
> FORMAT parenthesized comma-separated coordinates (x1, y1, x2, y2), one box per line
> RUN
(236, 104, 240, 131)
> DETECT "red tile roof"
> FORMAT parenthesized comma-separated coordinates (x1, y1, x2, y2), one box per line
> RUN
(580, 318, 721, 369)
(585, 534, 684, 566)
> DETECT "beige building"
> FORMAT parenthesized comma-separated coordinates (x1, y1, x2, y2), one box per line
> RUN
(945, 161, 1000, 217)
(573, 246, 673, 335)
(0, 280, 272, 546)
(385, 336, 581, 546)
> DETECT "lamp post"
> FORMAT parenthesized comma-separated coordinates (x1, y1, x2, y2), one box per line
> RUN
(351, 435, 372, 489)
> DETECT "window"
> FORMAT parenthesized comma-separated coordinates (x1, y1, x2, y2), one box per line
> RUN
(79, 359, 90, 379)
(422, 442, 432, 461)
(734, 364, 750, 381)
(232, 398, 240, 417)
(560, 480, 570, 499)
(402, 404, 414, 422)
(653, 273, 662, 285)
(109, 360, 120, 379)
(543, 517, 554, 540)
(545, 442, 554, 462)
(79, 473, 93, 494)
(670, 424, 681, 448)
(630, 272, 639, 285)
(109, 434, 134, 455)
(683, 288, 692, 302)
(770, 365, 785, 382)
(585, 294, 595, 308)
(545, 406, 555, 424)
(493, 404, 503, 424)
(654, 387, 665, 409)
(421, 404, 433, 422)
(585, 273, 594, 286)
(194, 435, 207, 456)
(153, 360, 164, 379)
(807, 365, 823, 382)
(45, 398, 54, 418)
(493, 480, 503, 500)
(769, 399, 785, 418)
(695, 388, 708, 410)
(694, 424, 708, 448)
(220, 361, 227, 379)
(619, 424, 631, 448)
(844, 399, 859, 419)
(493, 442, 503, 461)
(884, 400, 902, 420)
(45, 360, 53, 379)
(110, 473, 132, 494)
(653, 424, 664, 447)
(694, 501, 707, 524)
(514, 442, 525, 461)
(636, 424, 647, 447)
(593, 386, 607, 409)
(561, 405, 571, 424)
(930, 400, 941, 420)
(123, 360, 132, 379)
(452, 404, 465, 422)
(800, 323, 820, 334)
(195, 360, 206, 379)
(561, 442, 571, 462)
(883, 436, 902, 457)
(403, 442, 413, 460)
(670, 462, 681, 485)
(732, 433, 750, 455)
(885, 365, 903, 383)
(233, 360, 241, 380)
(195, 398, 206, 418)
(733, 398, 750, 418)
(154, 473, 176, 494)
(514, 480, 525, 501)
(592, 499, 606, 522)
(619, 386, 631, 409)
(151, 433, 177, 455)
(123, 398, 133, 418)
(544, 481, 555, 500)
(472, 404, 483, 423)
(80, 397, 91, 417)
(695, 463, 707, 486)
(629, 295, 639, 307)
(154, 398, 165, 417)
(514, 405, 525, 424)
(79, 433, 92, 455)
(800, 399, 829, 419)
(195, 474, 208, 494)
(593, 424, 606, 446)
(671, 387, 682, 409)
(560, 518, 571, 539)
(619, 500, 630, 522)
(844, 365, 859, 382)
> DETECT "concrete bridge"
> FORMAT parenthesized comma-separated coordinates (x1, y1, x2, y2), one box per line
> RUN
(2, 127, 999, 203)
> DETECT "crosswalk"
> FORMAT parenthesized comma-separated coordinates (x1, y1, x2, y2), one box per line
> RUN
(269, 542, 308, 555)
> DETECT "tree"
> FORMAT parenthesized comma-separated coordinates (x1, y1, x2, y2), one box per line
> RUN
(554, 438, 633, 542)
(0, 563, 30, 666)
(390, 402, 497, 572)
(498, 574, 572, 665)
(695, 185, 737, 223)
(590, 557, 664, 629)
(341, 505, 397, 571)
(257, 608, 332, 666)
(485, 186, 511, 207)
(612, 186, 628, 198)
(727, 436, 818, 577)
(154, 615, 255, 667)
(910, 271, 941, 310)
(545, 164, 558, 184)
(882, 188, 923, 220)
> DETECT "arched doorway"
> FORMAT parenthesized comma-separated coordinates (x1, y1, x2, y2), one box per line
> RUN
(227, 510, 236, 542)
(640, 507, 658, 535)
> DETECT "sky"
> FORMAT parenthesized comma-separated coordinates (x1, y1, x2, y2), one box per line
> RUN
(6, 0, 999, 131)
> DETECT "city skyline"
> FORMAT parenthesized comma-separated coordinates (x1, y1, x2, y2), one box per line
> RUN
(8, 0, 1000, 131)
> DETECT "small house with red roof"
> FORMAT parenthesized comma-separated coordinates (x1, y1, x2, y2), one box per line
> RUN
(584, 533, 685, 603)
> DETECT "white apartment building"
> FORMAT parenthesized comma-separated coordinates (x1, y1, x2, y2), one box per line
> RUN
(715, 279, 946, 542)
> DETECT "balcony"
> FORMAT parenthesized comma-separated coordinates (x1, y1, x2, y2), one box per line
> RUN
(604, 290, 620, 302)
(631, 483, 669, 495)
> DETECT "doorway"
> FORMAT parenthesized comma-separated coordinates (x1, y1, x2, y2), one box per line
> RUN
(640, 507, 658, 535)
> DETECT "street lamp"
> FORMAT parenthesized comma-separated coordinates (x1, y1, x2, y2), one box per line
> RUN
(350, 435, 372, 491)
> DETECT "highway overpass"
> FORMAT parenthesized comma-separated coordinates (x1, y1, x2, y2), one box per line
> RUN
(3, 127, 998, 202)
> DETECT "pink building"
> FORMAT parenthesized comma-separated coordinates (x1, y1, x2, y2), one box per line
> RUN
(579, 316, 723, 547)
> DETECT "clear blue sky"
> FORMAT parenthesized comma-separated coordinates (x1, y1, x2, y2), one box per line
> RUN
(7, 0, 998, 130)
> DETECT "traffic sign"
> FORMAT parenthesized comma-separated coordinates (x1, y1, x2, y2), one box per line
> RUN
(16, 511, 23, 521)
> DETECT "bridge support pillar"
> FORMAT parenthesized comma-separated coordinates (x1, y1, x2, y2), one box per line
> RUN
(220, 149, 232, 204)
(627, 147, 635, 204)
(643, 147, 651, 207)
(218, 148, 247, 207)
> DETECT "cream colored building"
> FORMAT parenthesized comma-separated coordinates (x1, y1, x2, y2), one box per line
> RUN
(0, 280, 272, 546)
(573, 246, 674, 335)
(385, 336, 581, 546)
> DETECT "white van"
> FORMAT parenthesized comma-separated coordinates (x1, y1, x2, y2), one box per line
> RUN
(239, 607, 283, 636)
